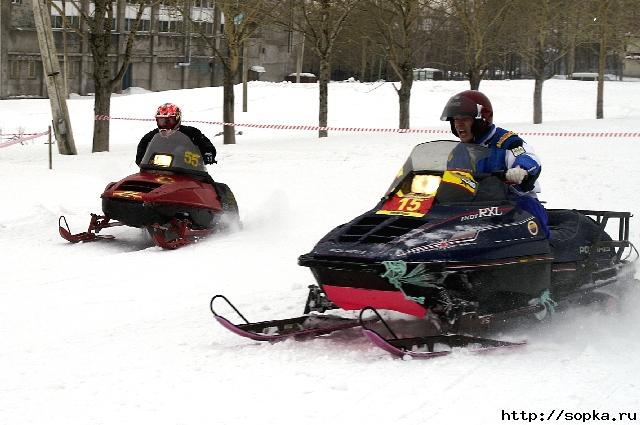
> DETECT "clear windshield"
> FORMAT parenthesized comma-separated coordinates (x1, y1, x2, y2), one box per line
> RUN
(140, 130, 208, 176)
(385, 140, 491, 195)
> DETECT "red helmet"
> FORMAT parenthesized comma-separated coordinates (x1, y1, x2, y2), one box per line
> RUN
(440, 90, 493, 137)
(155, 103, 181, 130)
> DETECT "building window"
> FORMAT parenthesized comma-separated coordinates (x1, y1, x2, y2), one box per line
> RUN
(65, 61, 80, 79)
(51, 15, 80, 29)
(159, 20, 182, 33)
(125, 18, 150, 32)
(26, 61, 36, 79)
(194, 0, 214, 8)
(9, 61, 20, 79)
(11, 0, 23, 4)
(9, 60, 36, 80)
(193, 21, 214, 35)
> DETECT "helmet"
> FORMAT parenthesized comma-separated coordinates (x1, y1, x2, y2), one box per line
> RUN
(440, 90, 493, 137)
(155, 103, 181, 130)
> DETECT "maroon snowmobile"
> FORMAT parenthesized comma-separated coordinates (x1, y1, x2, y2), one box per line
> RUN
(59, 131, 239, 249)
(210, 140, 637, 359)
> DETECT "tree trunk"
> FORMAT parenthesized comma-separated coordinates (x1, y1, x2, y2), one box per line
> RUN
(318, 56, 330, 138)
(359, 37, 367, 82)
(398, 62, 413, 129)
(597, 49, 605, 119)
(596, 28, 607, 119)
(468, 68, 481, 90)
(567, 39, 575, 77)
(91, 32, 112, 152)
(223, 44, 240, 145)
(211, 4, 221, 87)
(222, 70, 236, 145)
(92, 81, 111, 152)
(533, 77, 544, 124)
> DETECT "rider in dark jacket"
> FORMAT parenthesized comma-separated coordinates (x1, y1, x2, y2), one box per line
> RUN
(135, 103, 216, 167)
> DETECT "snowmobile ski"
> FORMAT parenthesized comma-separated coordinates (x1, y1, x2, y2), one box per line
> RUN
(149, 218, 215, 250)
(58, 214, 122, 243)
(210, 295, 364, 341)
(359, 307, 526, 359)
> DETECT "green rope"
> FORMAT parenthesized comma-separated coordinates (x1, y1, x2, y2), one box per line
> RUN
(532, 289, 558, 320)
(381, 260, 440, 304)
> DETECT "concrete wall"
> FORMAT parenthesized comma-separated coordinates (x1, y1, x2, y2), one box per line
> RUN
(624, 37, 640, 79)
(0, 0, 8, 98)
(1, 0, 298, 99)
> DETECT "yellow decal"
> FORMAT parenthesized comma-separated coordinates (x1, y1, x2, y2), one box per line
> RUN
(496, 131, 517, 148)
(155, 176, 175, 184)
(528, 220, 539, 236)
(442, 170, 477, 194)
(113, 191, 143, 200)
(184, 151, 201, 167)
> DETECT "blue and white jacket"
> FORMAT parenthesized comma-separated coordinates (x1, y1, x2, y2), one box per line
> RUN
(473, 124, 542, 196)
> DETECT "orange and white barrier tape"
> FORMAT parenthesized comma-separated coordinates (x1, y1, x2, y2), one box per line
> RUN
(95, 115, 640, 138)
(0, 131, 50, 149)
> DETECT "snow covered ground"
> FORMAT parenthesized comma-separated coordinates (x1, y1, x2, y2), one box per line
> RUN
(1, 79, 639, 424)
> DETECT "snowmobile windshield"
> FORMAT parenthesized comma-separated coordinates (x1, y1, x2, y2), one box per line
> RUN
(384, 140, 491, 196)
(139, 130, 209, 176)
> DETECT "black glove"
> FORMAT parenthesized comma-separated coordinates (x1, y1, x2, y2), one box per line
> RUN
(204, 152, 216, 165)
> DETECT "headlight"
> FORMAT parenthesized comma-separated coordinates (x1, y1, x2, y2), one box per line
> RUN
(151, 154, 173, 167)
(411, 175, 441, 196)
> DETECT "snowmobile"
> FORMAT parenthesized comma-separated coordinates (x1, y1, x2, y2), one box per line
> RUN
(210, 140, 637, 358)
(59, 130, 240, 249)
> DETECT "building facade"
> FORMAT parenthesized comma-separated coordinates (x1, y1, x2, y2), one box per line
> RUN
(624, 37, 640, 79)
(0, 0, 300, 99)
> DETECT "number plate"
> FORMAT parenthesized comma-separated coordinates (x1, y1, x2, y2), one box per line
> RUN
(376, 195, 434, 217)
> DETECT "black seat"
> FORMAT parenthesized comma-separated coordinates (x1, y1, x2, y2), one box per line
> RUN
(547, 209, 612, 262)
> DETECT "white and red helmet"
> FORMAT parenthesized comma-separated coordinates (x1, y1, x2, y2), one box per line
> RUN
(155, 103, 181, 130)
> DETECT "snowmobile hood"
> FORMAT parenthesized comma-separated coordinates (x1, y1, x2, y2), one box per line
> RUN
(102, 171, 220, 210)
(300, 140, 549, 266)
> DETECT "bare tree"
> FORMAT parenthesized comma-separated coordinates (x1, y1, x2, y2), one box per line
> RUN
(592, 0, 630, 119)
(366, 0, 426, 129)
(49, 0, 162, 152)
(513, 0, 582, 124)
(595, 0, 612, 119)
(290, 0, 361, 138)
(445, 0, 513, 90)
(171, 0, 283, 145)
(561, 1, 590, 78)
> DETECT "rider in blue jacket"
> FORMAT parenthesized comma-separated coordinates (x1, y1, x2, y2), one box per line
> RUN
(440, 90, 549, 238)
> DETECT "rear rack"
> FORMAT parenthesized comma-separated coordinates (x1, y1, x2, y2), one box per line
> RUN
(574, 209, 634, 263)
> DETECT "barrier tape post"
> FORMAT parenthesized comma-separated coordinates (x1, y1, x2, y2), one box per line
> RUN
(47, 126, 53, 170)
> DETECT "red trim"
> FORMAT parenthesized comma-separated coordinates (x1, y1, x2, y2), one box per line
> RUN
(323, 285, 428, 317)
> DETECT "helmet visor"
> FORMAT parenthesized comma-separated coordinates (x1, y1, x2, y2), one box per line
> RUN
(440, 96, 482, 121)
(156, 116, 178, 129)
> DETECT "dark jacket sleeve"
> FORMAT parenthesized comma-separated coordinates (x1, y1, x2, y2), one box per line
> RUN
(136, 129, 159, 165)
(180, 125, 216, 161)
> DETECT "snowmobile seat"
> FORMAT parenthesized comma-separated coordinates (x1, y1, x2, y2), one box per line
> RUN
(547, 209, 612, 263)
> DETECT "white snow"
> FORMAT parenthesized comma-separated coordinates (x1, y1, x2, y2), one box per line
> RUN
(1, 79, 639, 424)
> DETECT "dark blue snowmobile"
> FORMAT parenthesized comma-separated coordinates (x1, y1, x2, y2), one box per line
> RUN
(211, 140, 637, 358)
